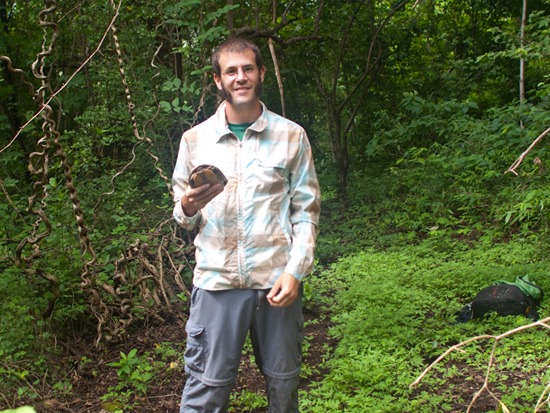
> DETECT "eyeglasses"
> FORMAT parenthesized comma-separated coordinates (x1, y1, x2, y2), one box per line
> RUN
(222, 65, 258, 78)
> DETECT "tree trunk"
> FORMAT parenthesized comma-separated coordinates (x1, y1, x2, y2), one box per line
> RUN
(519, 0, 527, 104)
(269, 0, 286, 116)
(226, 0, 234, 32)
(327, 106, 348, 194)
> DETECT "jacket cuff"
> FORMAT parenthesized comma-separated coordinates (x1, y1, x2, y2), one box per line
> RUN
(173, 200, 200, 230)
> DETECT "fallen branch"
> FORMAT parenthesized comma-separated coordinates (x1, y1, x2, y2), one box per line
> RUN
(506, 126, 550, 175)
(535, 380, 550, 412)
(410, 316, 550, 412)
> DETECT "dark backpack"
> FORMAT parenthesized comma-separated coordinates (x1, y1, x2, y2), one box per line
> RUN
(455, 275, 543, 323)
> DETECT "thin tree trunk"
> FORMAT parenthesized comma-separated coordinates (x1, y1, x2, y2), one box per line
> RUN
(269, 0, 286, 116)
(519, 0, 527, 103)
(226, 0, 234, 32)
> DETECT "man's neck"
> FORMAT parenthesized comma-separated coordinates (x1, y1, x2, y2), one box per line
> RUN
(224, 100, 262, 124)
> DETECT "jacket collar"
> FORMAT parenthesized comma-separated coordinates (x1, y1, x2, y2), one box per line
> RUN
(213, 101, 268, 142)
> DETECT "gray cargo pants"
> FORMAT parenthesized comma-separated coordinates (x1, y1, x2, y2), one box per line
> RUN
(179, 287, 304, 412)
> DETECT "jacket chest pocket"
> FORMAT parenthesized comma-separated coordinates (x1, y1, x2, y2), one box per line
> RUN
(249, 142, 290, 194)
(248, 159, 288, 196)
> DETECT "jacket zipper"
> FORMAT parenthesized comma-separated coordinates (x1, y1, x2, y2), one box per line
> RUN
(236, 138, 245, 288)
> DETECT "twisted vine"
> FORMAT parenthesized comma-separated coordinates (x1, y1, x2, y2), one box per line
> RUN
(2, 0, 193, 346)
(4, 0, 111, 343)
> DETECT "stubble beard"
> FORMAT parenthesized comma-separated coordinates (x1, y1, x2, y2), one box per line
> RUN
(220, 81, 263, 105)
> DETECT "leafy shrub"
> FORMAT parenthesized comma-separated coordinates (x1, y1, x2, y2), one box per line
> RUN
(361, 95, 549, 249)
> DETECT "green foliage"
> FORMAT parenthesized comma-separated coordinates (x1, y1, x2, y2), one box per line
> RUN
(228, 390, 268, 412)
(477, 10, 550, 96)
(360, 94, 550, 249)
(102, 344, 183, 411)
(1, 0, 549, 411)
(303, 238, 550, 412)
(106, 349, 154, 396)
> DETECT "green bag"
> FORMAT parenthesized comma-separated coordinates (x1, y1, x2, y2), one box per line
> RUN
(495, 275, 543, 302)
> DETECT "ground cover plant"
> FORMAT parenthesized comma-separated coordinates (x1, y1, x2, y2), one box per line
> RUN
(300, 238, 550, 412)
(1, 229, 548, 413)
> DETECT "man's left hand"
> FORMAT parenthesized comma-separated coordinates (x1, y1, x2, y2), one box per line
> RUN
(267, 272, 300, 307)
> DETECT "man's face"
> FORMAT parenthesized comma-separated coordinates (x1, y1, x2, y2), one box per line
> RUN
(213, 49, 265, 108)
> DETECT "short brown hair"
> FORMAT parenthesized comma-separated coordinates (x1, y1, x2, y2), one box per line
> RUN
(211, 37, 264, 76)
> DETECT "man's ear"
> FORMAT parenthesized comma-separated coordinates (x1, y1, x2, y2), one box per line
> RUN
(213, 73, 222, 90)
(259, 66, 266, 82)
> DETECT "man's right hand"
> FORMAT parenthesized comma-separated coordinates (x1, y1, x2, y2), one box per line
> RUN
(181, 183, 224, 216)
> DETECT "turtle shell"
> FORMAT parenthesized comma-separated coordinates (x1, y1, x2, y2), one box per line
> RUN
(189, 165, 228, 188)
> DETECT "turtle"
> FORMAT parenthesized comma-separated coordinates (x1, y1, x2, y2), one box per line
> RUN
(189, 164, 228, 188)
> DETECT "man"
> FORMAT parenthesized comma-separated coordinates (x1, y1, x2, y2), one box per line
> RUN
(172, 37, 320, 412)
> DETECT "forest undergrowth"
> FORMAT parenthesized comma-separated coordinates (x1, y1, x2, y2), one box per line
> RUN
(1, 192, 549, 412)
(2, 97, 549, 411)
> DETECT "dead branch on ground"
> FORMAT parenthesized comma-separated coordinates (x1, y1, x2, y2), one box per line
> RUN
(410, 316, 550, 412)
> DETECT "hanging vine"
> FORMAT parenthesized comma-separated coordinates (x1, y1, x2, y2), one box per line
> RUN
(0, 0, 192, 345)
(4, 0, 113, 342)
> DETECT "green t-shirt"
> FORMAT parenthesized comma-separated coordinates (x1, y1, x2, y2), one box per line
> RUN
(228, 122, 253, 140)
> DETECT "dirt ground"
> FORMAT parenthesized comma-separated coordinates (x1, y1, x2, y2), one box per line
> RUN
(35, 305, 334, 413)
